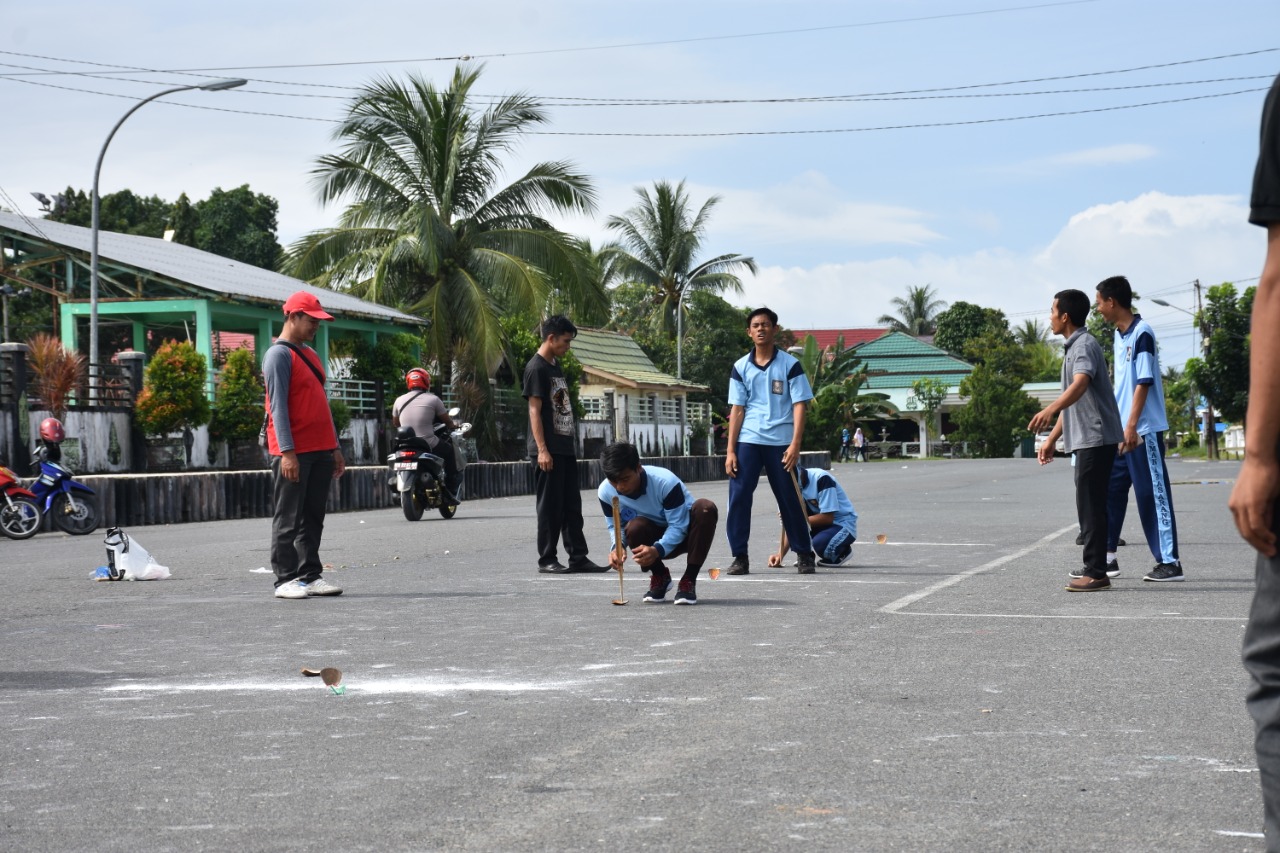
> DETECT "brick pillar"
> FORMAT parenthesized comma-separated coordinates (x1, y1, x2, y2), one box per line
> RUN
(1, 342, 31, 475)
(117, 350, 147, 473)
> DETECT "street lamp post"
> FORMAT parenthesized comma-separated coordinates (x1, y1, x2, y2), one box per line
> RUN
(1153, 293, 1222, 458)
(89, 78, 247, 378)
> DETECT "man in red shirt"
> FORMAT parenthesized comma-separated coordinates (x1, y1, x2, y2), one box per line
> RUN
(263, 291, 347, 599)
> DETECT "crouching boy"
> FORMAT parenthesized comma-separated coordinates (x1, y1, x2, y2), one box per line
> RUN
(768, 467, 859, 569)
(598, 441, 719, 605)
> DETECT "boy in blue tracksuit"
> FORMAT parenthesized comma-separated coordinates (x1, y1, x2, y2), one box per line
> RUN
(724, 307, 816, 575)
(1094, 275, 1184, 583)
(768, 467, 859, 568)
(598, 442, 719, 605)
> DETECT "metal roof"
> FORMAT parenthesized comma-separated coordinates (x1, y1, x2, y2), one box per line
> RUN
(0, 211, 422, 326)
(572, 328, 709, 392)
(850, 331, 974, 389)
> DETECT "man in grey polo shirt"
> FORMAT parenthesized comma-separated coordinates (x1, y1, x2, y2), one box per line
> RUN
(1029, 289, 1125, 591)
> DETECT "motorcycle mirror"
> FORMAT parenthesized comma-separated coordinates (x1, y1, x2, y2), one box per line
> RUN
(447, 407, 461, 418)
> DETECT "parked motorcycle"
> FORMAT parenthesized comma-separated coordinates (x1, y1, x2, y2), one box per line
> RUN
(0, 464, 43, 540)
(387, 408, 471, 521)
(30, 418, 99, 536)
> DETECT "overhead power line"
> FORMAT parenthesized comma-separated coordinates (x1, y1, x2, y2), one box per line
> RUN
(0, 1, 1105, 78)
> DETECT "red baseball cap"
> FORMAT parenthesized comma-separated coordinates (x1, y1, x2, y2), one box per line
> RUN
(282, 290, 334, 320)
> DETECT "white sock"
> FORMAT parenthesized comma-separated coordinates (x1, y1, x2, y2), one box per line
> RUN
(1106, 553, 1116, 563)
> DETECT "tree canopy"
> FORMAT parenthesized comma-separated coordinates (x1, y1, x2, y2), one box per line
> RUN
(283, 65, 602, 385)
(877, 284, 947, 336)
(603, 180, 756, 338)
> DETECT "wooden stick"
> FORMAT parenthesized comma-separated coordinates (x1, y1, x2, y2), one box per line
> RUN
(611, 496, 627, 604)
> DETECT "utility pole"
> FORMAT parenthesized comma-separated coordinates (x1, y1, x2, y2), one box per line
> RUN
(1194, 279, 1220, 460)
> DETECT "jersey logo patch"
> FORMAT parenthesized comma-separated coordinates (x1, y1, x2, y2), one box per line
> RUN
(771, 379, 784, 395)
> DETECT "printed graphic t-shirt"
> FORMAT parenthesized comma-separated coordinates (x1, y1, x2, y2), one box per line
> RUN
(522, 353, 576, 457)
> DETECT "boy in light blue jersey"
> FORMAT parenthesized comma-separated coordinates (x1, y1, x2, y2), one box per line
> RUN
(1095, 276, 1184, 583)
(598, 442, 719, 605)
(768, 467, 858, 568)
(724, 307, 816, 575)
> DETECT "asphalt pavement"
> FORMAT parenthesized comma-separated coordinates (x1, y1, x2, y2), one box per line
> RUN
(0, 455, 1266, 852)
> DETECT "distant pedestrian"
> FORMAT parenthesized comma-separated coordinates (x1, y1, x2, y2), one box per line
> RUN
(1028, 289, 1125, 592)
(839, 426, 851, 462)
(263, 291, 346, 600)
(768, 466, 858, 568)
(724, 307, 816, 575)
(598, 441, 719, 605)
(1231, 70, 1280, 852)
(523, 315, 604, 574)
(853, 427, 867, 462)
(1094, 275, 1184, 583)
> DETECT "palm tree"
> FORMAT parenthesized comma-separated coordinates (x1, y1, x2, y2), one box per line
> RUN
(283, 65, 602, 382)
(877, 284, 947, 336)
(1013, 318, 1048, 347)
(604, 180, 756, 337)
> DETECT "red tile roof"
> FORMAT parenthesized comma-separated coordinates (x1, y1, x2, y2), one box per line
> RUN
(789, 328, 888, 351)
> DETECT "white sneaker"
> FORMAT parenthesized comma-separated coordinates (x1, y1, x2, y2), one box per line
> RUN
(274, 579, 309, 599)
(306, 577, 343, 596)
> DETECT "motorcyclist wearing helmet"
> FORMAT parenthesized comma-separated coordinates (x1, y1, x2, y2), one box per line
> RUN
(392, 368, 461, 500)
(33, 417, 65, 464)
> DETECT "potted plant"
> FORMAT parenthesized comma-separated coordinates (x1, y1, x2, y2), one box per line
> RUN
(688, 417, 711, 456)
(134, 340, 211, 470)
(209, 348, 266, 469)
(329, 398, 355, 461)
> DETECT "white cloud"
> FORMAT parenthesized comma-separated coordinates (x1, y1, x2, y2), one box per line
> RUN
(996, 144, 1160, 177)
(736, 191, 1261, 367)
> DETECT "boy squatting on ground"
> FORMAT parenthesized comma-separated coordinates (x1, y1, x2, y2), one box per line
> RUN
(598, 442, 719, 605)
(767, 467, 859, 568)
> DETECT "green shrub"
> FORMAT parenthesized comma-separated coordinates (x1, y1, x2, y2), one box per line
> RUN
(209, 348, 265, 442)
(329, 398, 352, 437)
(134, 341, 211, 437)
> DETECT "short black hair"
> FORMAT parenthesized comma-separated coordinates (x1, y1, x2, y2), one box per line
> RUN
(540, 315, 578, 340)
(600, 441, 640, 481)
(1095, 275, 1133, 310)
(746, 307, 778, 327)
(1054, 289, 1091, 327)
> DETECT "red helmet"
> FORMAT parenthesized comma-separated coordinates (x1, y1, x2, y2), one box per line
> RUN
(406, 368, 431, 391)
(40, 417, 65, 443)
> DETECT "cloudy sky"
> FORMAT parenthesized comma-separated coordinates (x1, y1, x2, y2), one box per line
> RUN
(3, 0, 1276, 368)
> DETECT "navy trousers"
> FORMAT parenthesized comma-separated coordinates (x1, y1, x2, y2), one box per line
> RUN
(1106, 431, 1180, 565)
(726, 442, 813, 558)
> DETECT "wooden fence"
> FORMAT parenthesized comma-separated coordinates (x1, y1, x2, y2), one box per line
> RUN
(70, 452, 831, 528)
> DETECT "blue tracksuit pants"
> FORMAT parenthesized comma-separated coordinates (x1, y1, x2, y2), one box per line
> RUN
(1105, 431, 1179, 565)
(726, 442, 813, 557)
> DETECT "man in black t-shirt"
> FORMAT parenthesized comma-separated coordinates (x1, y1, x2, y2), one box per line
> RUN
(1234, 73, 1280, 849)
(523, 315, 603, 574)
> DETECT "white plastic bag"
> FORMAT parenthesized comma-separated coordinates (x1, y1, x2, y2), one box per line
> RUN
(104, 527, 172, 581)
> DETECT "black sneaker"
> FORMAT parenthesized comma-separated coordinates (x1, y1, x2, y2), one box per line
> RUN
(568, 558, 610, 573)
(538, 560, 570, 574)
(643, 569, 673, 603)
(726, 555, 750, 575)
(1117, 538, 1126, 547)
(1070, 560, 1120, 580)
(1143, 562, 1184, 582)
(1075, 533, 1085, 546)
(796, 552, 816, 574)
(673, 580, 697, 605)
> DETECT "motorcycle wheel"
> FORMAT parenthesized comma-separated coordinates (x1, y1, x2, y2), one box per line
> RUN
(438, 502, 458, 520)
(0, 496, 42, 540)
(400, 489, 424, 521)
(51, 492, 99, 535)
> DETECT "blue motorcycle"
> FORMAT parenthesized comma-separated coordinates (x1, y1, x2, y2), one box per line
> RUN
(31, 442, 99, 536)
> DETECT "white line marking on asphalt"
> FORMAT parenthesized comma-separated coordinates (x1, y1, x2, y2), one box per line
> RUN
(1214, 830, 1264, 838)
(881, 524, 1075, 614)
(857, 542, 993, 547)
(103, 670, 669, 696)
(879, 523, 1247, 621)
(890, 611, 1244, 621)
